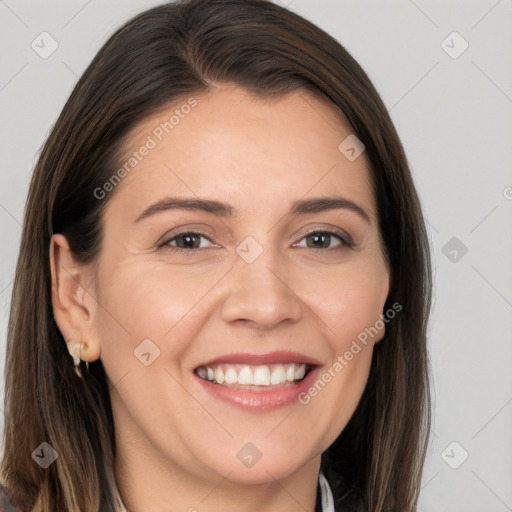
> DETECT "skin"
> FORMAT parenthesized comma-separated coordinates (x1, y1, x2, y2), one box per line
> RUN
(50, 83, 390, 512)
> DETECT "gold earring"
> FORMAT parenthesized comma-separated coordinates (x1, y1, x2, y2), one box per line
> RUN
(68, 341, 89, 378)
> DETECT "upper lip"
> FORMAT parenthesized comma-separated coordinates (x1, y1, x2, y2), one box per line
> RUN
(196, 350, 322, 368)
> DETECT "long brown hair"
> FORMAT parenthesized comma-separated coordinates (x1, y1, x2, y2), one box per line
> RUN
(1, 0, 432, 510)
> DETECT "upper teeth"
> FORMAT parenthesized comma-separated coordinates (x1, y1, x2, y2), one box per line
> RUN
(196, 363, 308, 386)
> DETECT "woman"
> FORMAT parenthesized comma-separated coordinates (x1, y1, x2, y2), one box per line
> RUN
(0, 0, 432, 510)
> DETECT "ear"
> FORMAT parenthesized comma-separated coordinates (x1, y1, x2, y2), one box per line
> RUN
(49, 234, 101, 363)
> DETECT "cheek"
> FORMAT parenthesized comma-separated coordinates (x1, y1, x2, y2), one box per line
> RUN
(303, 258, 390, 347)
(291, 259, 388, 440)
(93, 259, 219, 381)
(299, 345, 374, 457)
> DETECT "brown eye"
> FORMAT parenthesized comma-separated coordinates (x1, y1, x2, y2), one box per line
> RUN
(172, 233, 203, 249)
(159, 231, 216, 253)
(297, 230, 354, 250)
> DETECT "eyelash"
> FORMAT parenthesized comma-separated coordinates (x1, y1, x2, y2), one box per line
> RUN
(158, 229, 355, 255)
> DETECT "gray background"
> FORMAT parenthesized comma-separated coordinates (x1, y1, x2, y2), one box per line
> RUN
(1, 0, 511, 510)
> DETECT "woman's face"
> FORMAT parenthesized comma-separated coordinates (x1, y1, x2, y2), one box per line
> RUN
(80, 84, 389, 486)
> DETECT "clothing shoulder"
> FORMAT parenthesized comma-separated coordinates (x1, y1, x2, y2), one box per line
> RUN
(0, 483, 25, 512)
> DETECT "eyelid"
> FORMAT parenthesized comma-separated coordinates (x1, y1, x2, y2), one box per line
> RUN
(297, 224, 355, 245)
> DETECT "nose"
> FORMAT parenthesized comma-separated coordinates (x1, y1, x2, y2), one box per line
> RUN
(220, 247, 303, 330)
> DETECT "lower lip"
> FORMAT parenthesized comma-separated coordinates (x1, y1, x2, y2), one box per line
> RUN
(194, 366, 320, 411)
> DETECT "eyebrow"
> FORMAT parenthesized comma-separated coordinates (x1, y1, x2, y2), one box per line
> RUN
(134, 196, 371, 223)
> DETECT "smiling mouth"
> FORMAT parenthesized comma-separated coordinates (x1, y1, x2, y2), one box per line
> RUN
(194, 362, 315, 390)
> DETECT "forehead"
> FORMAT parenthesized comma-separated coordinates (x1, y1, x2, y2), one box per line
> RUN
(108, 84, 375, 220)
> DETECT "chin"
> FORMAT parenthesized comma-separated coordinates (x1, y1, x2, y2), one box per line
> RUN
(203, 445, 314, 485)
